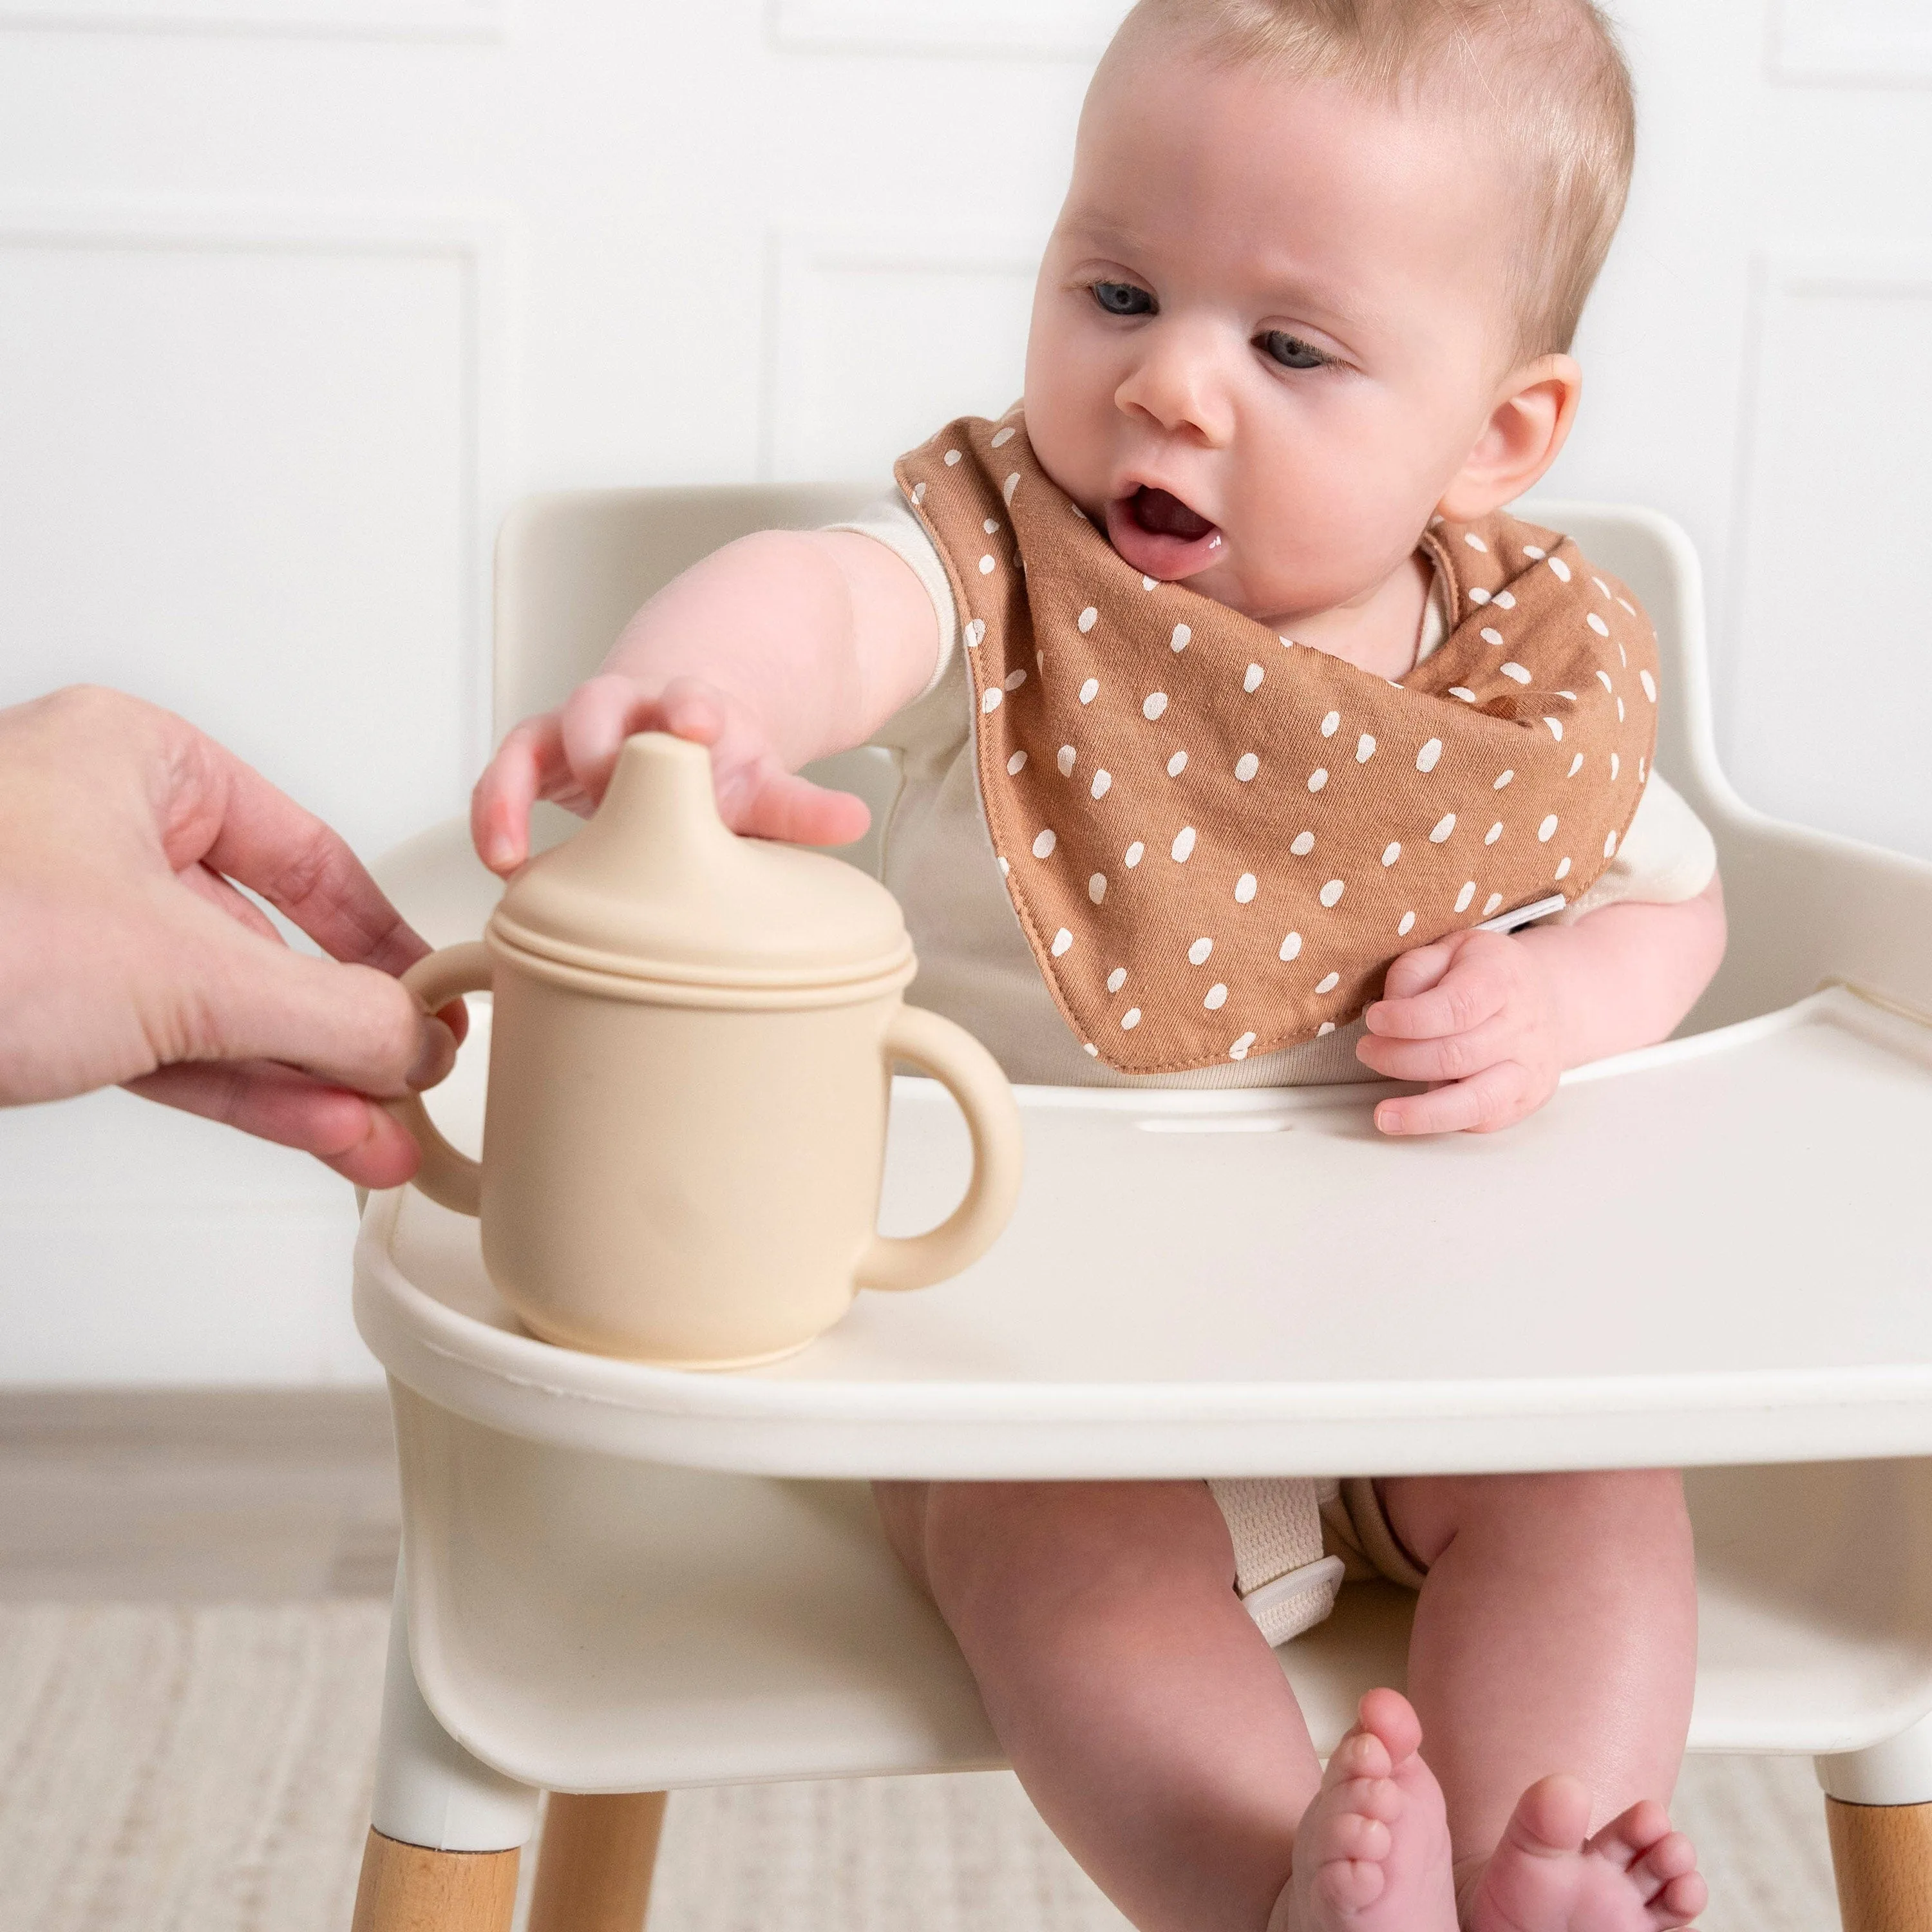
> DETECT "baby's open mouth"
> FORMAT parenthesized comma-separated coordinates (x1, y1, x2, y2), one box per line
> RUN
(1104, 486, 1224, 580)
(1132, 486, 1215, 541)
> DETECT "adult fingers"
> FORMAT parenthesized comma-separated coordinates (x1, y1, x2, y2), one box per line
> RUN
(123, 1060, 426, 1187)
(1363, 945, 1507, 1041)
(175, 861, 469, 1052)
(1373, 1062, 1535, 1137)
(1354, 1013, 1514, 1086)
(154, 893, 456, 1097)
(176, 862, 283, 944)
(166, 724, 431, 980)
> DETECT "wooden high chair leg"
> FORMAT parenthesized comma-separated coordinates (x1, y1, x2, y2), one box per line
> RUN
(527, 1791, 669, 1932)
(351, 1832, 520, 1932)
(354, 1567, 540, 1931)
(1827, 1801, 1932, 1932)
(1820, 1712, 1932, 1931)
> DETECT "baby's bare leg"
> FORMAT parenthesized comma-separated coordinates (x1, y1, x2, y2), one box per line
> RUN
(875, 1479, 1323, 1931)
(1381, 1470, 1705, 1929)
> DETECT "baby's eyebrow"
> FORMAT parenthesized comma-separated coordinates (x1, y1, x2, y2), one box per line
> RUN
(1057, 211, 1151, 258)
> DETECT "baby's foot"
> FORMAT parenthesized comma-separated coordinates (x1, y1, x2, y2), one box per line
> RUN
(1270, 1689, 1458, 1931)
(1461, 1777, 1706, 1932)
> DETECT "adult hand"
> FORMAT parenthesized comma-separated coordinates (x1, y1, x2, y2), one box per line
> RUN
(0, 686, 457, 1186)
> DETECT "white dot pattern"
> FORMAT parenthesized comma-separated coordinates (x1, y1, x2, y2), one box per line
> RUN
(904, 417, 1658, 1072)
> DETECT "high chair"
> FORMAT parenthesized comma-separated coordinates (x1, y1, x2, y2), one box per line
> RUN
(349, 483, 1932, 1932)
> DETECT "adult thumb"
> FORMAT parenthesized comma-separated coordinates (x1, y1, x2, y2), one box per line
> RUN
(154, 896, 455, 1096)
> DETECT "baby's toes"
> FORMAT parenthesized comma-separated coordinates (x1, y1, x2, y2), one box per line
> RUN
(1325, 1725, 1395, 1790)
(1626, 1829, 1696, 1896)
(1584, 1797, 1672, 1871)
(1645, 1864, 1707, 1929)
(1314, 1850, 1393, 1914)
(1502, 1772, 1593, 1859)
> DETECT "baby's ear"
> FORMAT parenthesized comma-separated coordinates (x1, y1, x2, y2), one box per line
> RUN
(1435, 354, 1582, 522)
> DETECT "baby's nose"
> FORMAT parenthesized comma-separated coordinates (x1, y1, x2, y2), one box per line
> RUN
(1114, 327, 1235, 446)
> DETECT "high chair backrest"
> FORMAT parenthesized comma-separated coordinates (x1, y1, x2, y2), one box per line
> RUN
(493, 486, 1729, 891)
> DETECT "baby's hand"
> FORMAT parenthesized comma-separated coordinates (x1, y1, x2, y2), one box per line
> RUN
(470, 673, 871, 876)
(1354, 929, 1564, 1135)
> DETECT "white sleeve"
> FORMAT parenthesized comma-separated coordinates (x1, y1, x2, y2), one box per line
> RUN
(1548, 771, 1719, 923)
(823, 489, 958, 702)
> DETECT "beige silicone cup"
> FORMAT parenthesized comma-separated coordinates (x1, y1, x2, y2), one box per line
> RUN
(387, 940, 1023, 1367)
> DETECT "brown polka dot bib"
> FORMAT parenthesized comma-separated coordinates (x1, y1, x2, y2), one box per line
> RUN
(894, 412, 1660, 1075)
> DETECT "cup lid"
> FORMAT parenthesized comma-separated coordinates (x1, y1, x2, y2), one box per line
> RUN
(489, 733, 913, 987)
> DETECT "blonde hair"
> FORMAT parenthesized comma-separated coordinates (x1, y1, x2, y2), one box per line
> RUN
(1107, 0, 1636, 362)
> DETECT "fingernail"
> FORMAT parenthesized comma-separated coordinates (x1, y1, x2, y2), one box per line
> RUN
(407, 1017, 457, 1090)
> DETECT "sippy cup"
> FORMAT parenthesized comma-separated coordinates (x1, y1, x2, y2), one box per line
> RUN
(388, 732, 1023, 1368)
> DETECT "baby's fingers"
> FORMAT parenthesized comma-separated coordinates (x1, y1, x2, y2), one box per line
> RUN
(1355, 1015, 1511, 1086)
(558, 673, 718, 806)
(729, 767, 872, 848)
(1365, 947, 1506, 1041)
(473, 716, 562, 875)
(1379, 940, 1455, 1003)
(1374, 1062, 1536, 1137)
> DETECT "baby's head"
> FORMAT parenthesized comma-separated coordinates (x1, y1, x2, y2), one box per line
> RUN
(1023, 0, 1634, 629)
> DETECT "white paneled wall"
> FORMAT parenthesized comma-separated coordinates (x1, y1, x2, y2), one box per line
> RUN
(0, 1, 1925, 1381)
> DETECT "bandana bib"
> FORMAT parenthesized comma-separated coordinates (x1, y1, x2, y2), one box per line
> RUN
(894, 413, 1659, 1075)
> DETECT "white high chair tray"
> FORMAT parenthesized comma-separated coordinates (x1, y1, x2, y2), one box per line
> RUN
(355, 983, 1932, 1482)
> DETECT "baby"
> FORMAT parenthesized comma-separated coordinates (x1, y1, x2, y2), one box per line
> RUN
(475, 2, 1729, 1927)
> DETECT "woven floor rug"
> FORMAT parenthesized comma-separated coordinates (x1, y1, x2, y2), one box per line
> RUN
(0, 1604, 1839, 1931)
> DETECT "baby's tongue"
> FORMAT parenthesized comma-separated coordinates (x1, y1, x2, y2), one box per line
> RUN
(1133, 486, 1214, 540)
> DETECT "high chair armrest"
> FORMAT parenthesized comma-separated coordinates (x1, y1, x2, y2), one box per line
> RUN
(1686, 805, 1932, 1036)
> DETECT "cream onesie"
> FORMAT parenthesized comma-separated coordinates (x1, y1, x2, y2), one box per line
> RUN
(828, 467, 1719, 1642)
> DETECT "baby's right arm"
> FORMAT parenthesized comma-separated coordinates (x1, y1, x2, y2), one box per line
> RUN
(472, 527, 940, 875)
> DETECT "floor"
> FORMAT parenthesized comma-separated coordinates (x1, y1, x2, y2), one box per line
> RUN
(0, 1392, 1845, 1931)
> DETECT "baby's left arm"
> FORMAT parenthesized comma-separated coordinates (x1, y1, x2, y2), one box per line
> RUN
(1354, 875, 1727, 1135)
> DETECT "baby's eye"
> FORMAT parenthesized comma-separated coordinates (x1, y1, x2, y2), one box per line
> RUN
(1090, 280, 1155, 317)
(1259, 330, 1328, 370)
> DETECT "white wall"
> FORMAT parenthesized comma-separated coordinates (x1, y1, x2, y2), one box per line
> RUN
(1, 1, 1926, 1383)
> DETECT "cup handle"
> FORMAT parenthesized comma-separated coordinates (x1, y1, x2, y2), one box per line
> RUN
(384, 942, 495, 1218)
(857, 1004, 1023, 1293)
